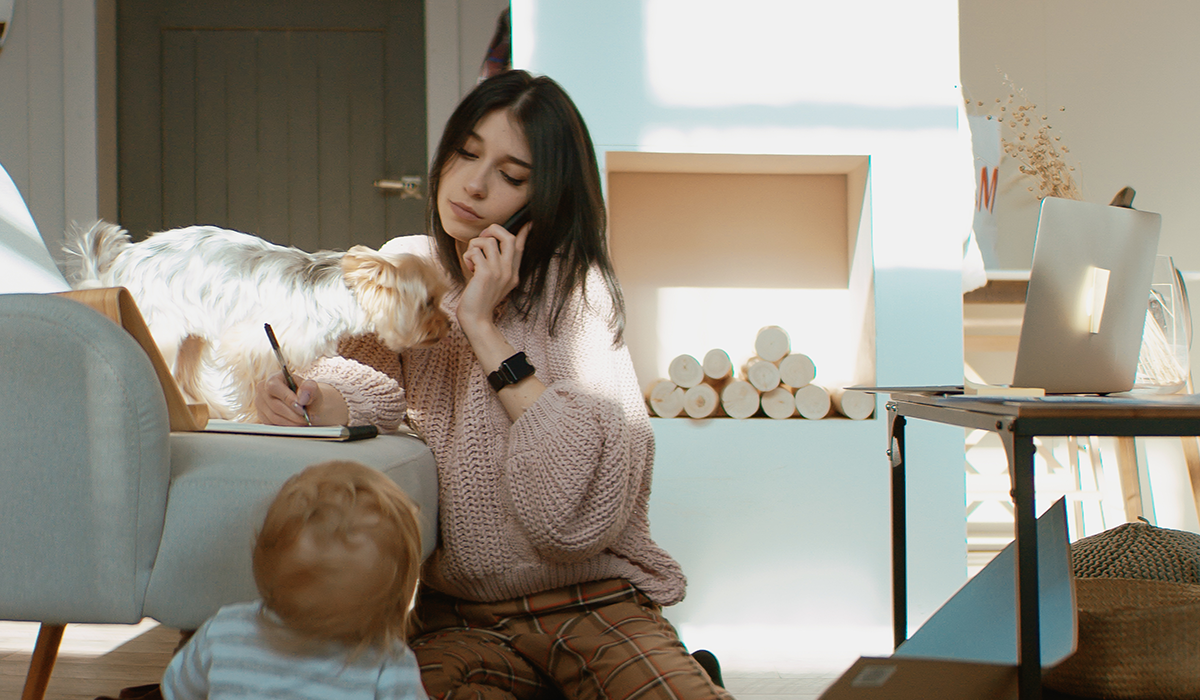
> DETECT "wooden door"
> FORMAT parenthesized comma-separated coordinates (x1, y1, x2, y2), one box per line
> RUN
(117, 0, 427, 251)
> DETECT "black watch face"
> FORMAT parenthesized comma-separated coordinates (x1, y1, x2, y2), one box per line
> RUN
(490, 352, 535, 390)
(507, 353, 534, 380)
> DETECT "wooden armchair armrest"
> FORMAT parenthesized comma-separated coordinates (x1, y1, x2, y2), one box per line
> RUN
(55, 287, 209, 431)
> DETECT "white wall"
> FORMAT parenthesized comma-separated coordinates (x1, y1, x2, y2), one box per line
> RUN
(0, 0, 115, 256)
(425, 0, 510, 166)
(521, 0, 971, 672)
(960, 0, 1200, 276)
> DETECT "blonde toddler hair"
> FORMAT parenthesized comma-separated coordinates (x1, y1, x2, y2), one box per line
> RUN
(252, 460, 422, 651)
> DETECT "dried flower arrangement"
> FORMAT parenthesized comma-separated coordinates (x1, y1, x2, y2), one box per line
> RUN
(967, 77, 1083, 201)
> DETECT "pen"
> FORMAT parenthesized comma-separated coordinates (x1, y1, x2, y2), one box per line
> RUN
(264, 323, 311, 425)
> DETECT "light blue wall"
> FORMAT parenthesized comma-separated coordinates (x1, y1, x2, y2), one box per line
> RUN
(522, 0, 972, 671)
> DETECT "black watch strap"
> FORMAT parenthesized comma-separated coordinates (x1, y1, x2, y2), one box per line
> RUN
(488, 351, 536, 392)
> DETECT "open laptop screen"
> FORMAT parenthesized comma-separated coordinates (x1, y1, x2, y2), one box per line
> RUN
(1012, 197, 1161, 394)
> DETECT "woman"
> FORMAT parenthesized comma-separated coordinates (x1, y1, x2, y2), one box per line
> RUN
(256, 70, 729, 700)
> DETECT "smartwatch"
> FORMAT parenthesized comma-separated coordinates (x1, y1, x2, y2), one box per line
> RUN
(488, 351, 536, 392)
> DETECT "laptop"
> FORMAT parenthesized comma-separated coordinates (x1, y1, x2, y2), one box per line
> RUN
(1012, 197, 1161, 394)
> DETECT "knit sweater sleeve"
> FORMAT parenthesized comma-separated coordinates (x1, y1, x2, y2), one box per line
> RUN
(303, 335, 405, 430)
(502, 279, 654, 563)
(506, 383, 646, 561)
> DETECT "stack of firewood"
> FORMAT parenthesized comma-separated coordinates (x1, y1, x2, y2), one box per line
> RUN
(644, 325, 874, 420)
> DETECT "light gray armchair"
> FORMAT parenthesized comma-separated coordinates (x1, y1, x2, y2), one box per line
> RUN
(0, 164, 438, 700)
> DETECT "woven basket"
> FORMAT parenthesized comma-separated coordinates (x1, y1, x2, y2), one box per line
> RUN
(1070, 521, 1200, 584)
(1045, 522, 1200, 699)
(1043, 577, 1200, 699)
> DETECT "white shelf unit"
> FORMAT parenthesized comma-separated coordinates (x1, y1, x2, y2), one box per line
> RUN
(606, 151, 875, 398)
(606, 152, 898, 670)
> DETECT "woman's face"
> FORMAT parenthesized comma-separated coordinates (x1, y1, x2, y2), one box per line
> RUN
(437, 108, 532, 248)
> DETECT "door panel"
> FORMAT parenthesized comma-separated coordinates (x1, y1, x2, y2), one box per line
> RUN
(118, 0, 426, 251)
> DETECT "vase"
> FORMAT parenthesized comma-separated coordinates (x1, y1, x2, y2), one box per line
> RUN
(1132, 255, 1192, 393)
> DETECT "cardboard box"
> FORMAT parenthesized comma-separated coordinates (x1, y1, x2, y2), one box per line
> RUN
(819, 657, 1017, 700)
(819, 499, 1076, 699)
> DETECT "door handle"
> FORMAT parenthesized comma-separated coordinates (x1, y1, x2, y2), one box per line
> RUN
(374, 176, 423, 199)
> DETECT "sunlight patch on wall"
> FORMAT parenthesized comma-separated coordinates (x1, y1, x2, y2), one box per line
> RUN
(644, 0, 960, 109)
(510, 0, 535, 70)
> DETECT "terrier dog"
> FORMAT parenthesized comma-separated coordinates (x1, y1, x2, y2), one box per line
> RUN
(62, 222, 449, 422)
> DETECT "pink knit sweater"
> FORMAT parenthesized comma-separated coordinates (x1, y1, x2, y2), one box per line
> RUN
(306, 236, 686, 606)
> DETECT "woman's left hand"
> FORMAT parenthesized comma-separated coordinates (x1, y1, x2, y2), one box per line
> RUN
(457, 221, 530, 335)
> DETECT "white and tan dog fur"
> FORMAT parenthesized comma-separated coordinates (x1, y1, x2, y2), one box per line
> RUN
(63, 222, 449, 422)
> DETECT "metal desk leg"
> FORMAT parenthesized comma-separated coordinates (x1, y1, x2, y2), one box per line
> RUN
(1000, 424, 1042, 700)
(887, 405, 907, 649)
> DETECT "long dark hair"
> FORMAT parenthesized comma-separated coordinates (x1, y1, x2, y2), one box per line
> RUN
(427, 70, 625, 345)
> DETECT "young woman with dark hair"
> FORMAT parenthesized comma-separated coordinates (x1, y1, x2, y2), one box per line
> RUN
(427, 69, 623, 344)
(255, 70, 729, 700)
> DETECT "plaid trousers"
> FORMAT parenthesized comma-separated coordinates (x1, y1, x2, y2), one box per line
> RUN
(410, 579, 733, 700)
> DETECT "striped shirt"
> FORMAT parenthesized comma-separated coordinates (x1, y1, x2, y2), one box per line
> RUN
(162, 601, 427, 700)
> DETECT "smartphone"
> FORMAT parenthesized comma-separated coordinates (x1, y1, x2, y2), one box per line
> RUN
(503, 205, 531, 232)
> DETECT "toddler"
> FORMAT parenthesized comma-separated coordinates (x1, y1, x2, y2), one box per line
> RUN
(162, 460, 427, 700)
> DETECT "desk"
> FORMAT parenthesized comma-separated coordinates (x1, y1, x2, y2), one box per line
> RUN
(883, 391, 1200, 700)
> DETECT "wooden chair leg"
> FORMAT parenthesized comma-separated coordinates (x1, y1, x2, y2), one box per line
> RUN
(20, 623, 65, 700)
(1182, 435, 1200, 526)
(1115, 436, 1145, 521)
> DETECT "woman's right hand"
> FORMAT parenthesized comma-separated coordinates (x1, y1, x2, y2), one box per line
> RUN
(254, 371, 314, 425)
(458, 221, 529, 336)
(254, 371, 349, 426)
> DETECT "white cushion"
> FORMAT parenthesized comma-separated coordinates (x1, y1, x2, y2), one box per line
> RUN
(143, 431, 439, 631)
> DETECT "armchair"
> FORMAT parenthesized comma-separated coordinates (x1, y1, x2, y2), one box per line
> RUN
(0, 164, 439, 700)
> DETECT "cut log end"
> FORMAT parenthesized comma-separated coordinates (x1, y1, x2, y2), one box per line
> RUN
(702, 348, 733, 381)
(684, 383, 722, 418)
(743, 356, 781, 392)
(778, 353, 816, 389)
(761, 386, 796, 419)
(794, 383, 832, 419)
(647, 379, 685, 418)
(721, 379, 760, 419)
(668, 354, 704, 388)
(755, 325, 791, 363)
(831, 387, 875, 420)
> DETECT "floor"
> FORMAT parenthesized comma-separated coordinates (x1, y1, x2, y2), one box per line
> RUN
(0, 620, 176, 700)
(0, 619, 845, 700)
(0, 425, 1040, 700)
(2, 423, 1034, 700)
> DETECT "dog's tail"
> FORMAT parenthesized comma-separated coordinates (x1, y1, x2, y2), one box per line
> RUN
(61, 220, 132, 289)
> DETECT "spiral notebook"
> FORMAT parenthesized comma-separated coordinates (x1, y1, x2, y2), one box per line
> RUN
(202, 419, 378, 441)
